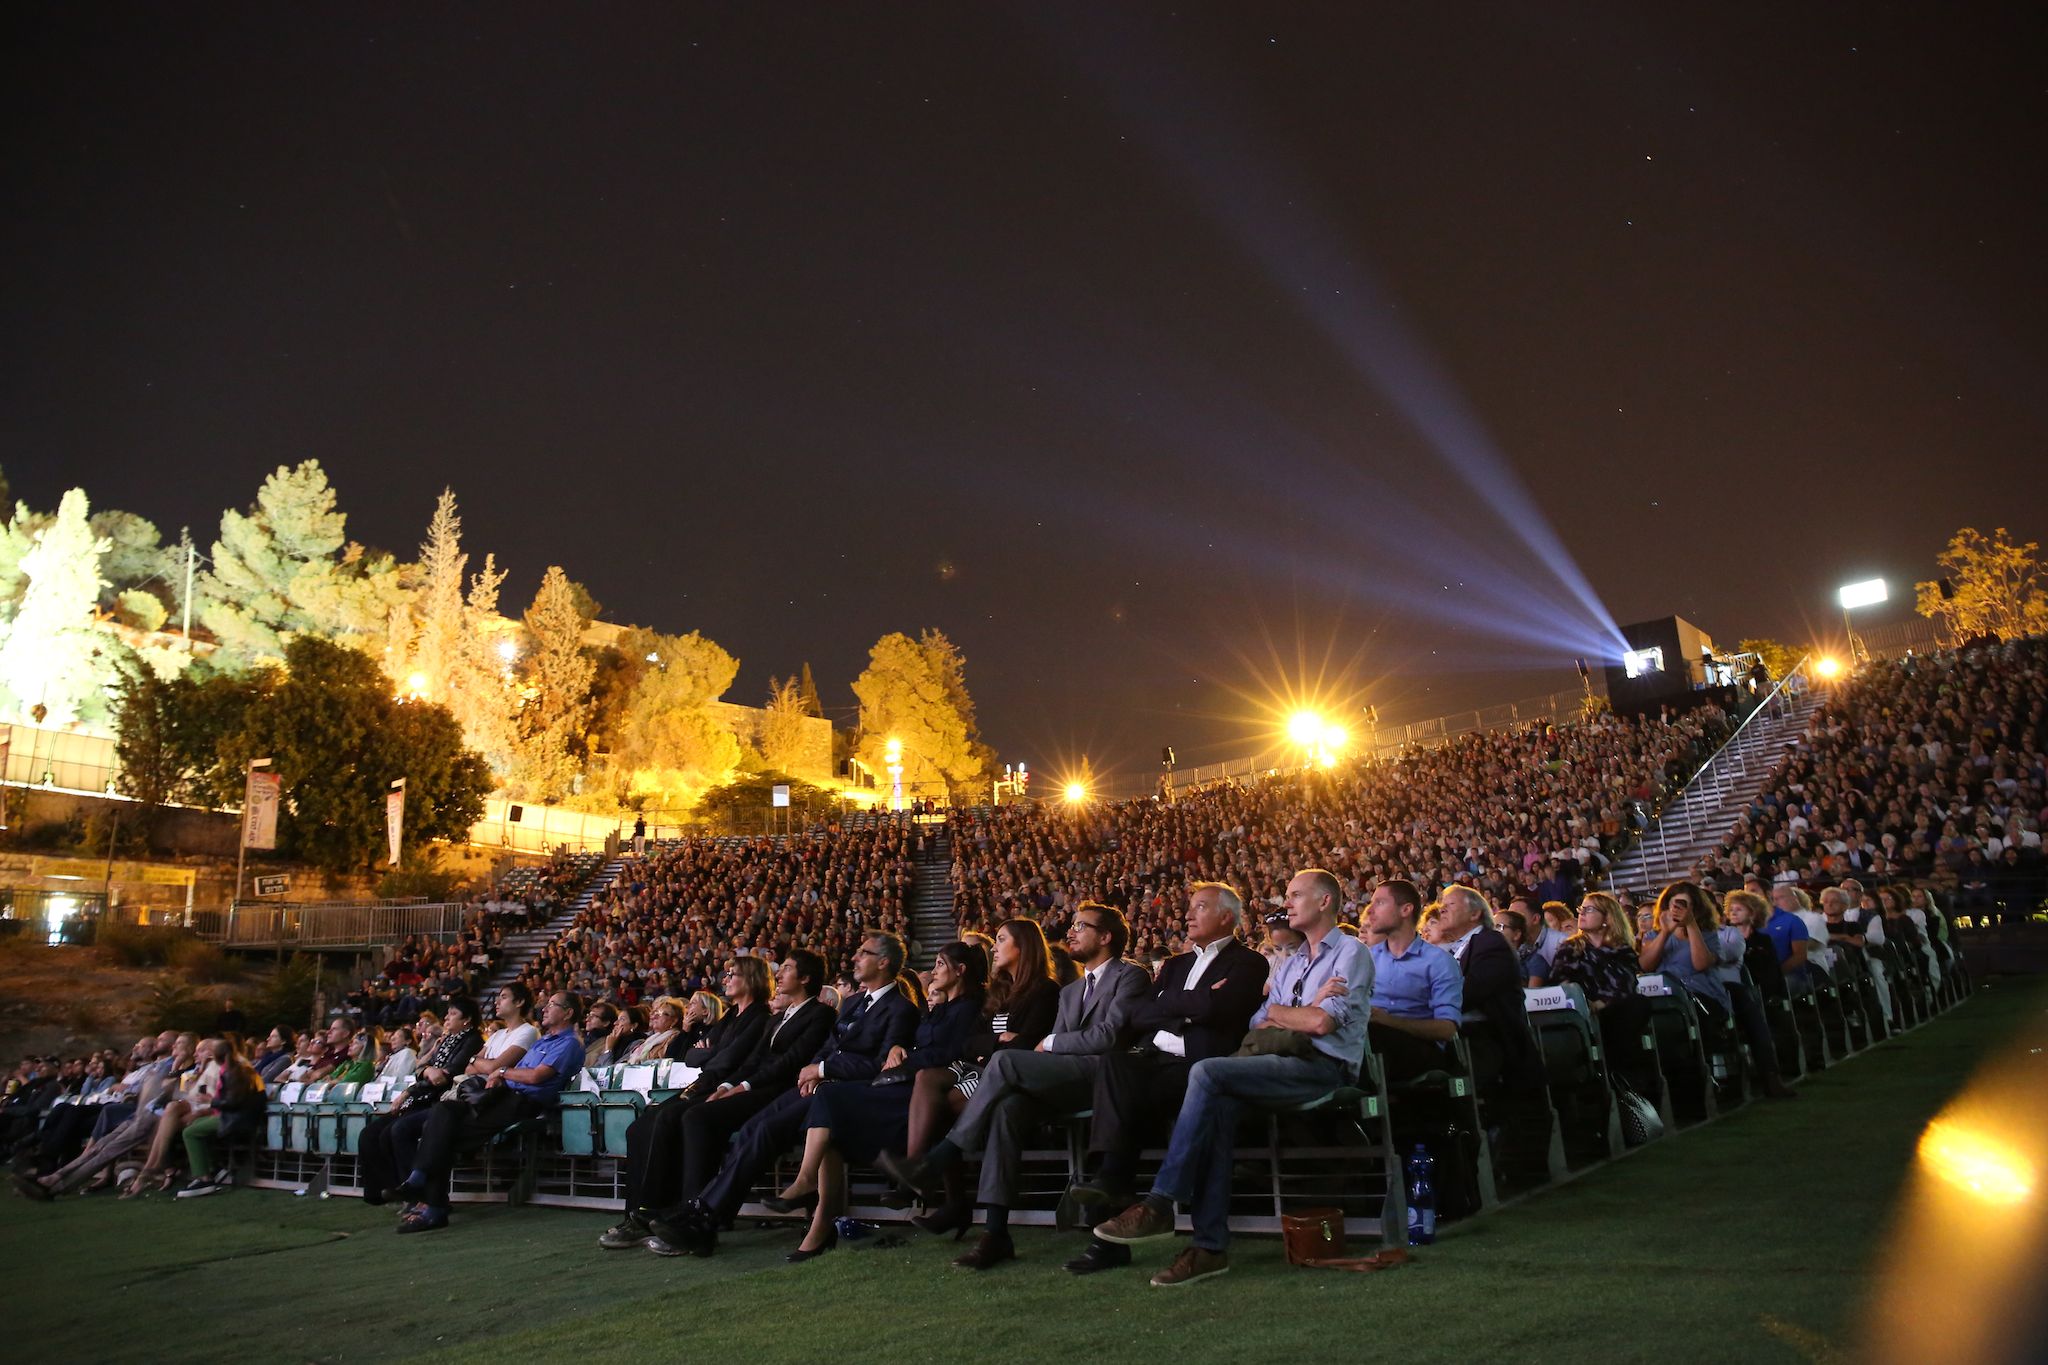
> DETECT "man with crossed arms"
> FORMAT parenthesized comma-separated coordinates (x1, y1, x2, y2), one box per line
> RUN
(880, 902, 1151, 1270)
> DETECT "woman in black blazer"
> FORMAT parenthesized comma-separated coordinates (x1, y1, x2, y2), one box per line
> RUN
(772, 942, 988, 1261)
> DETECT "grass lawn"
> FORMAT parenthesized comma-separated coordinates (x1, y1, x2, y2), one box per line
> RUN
(10, 976, 2042, 1365)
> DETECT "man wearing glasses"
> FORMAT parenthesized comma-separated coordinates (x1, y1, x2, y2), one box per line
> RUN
(390, 990, 587, 1234)
(653, 933, 917, 1257)
(1092, 868, 1373, 1287)
(879, 903, 1151, 1270)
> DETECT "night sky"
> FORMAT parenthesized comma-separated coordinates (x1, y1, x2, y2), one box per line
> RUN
(6, 3, 2044, 789)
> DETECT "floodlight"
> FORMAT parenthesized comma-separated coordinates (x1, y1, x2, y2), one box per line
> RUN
(1838, 579, 1888, 610)
(1064, 781, 1087, 804)
(1814, 656, 1843, 679)
(1286, 711, 1325, 747)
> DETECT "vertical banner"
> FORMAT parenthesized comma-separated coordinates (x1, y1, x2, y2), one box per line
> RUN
(243, 768, 281, 850)
(386, 778, 406, 867)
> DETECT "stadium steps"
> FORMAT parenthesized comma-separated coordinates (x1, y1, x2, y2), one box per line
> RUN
(1607, 690, 1822, 895)
(908, 827, 957, 968)
(485, 858, 625, 991)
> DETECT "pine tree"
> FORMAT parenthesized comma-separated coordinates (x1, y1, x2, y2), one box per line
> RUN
(797, 661, 824, 717)
(0, 488, 112, 727)
(513, 565, 595, 800)
(198, 460, 406, 667)
(851, 630, 991, 803)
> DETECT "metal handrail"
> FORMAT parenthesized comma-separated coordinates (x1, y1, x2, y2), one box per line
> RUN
(1614, 657, 1813, 887)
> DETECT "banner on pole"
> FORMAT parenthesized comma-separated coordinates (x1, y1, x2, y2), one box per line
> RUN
(386, 779, 406, 867)
(242, 769, 281, 850)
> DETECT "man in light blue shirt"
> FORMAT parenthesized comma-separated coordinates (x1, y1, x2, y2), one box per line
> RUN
(1093, 868, 1372, 1288)
(1366, 878, 1463, 1081)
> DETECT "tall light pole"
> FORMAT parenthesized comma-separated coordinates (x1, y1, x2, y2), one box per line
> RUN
(884, 736, 903, 811)
(1838, 578, 1888, 665)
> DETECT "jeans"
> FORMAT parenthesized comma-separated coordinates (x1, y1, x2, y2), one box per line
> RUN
(1148, 1051, 1349, 1252)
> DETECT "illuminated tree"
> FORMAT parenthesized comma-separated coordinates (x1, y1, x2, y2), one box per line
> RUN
(760, 675, 813, 774)
(0, 489, 112, 727)
(1915, 527, 2048, 643)
(198, 460, 405, 668)
(512, 564, 595, 800)
(403, 489, 519, 774)
(609, 630, 742, 804)
(852, 629, 991, 801)
(1736, 638, 1803, 681)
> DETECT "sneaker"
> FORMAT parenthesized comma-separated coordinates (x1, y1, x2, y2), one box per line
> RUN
(1093, 1198, 1176, 1245)
(599, 1214, 651, 1250)
(175, 1176, 225, 1199)
(1150, 1246, 1229, 1287)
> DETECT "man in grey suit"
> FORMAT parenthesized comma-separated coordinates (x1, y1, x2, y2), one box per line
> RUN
(880, 902, 1150, 1270)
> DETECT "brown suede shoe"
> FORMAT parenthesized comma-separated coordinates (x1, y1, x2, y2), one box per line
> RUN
(951, 1230, 1017, 1270)
(1150, 1246, 1229, 1287)
(1093, 1199, 1175, 1245)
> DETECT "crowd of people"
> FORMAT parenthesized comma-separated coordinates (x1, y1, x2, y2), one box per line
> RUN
(5, 644, 2032, 1282)
(514, 826, 918, 1009)
(949, 705, 1731, 965)
(1687, 638, 2046, 922)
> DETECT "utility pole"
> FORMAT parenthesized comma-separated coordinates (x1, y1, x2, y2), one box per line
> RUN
(179, 527, 197, 650)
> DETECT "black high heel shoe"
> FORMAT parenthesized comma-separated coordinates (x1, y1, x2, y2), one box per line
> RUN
(910, 1199, 974, 1239)
(785, 1229, 838, 1263)
(760, 1189, 817, 1216)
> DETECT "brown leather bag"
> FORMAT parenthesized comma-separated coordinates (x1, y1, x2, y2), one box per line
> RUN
(1283, 1210, 1417, 1273)
(1281, 1207, 1345, 1265)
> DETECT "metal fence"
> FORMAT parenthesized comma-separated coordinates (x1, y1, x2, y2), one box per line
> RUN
(193, 900, 468, 950)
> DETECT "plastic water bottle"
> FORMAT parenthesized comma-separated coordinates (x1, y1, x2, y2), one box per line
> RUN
(1405, 1143, 1437, 1246)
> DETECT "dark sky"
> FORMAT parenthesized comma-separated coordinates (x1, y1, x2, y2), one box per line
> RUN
(6, 3, 2044, 790)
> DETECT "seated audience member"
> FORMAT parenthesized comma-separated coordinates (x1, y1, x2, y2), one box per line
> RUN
(770, 941, 994, 1262)
(1259, 910, 1305, 981)
(18, 1034, 198, 1200)
(1497, 907, 1550, 986)
(597, 960, 776, 1250)
(384, 990, 586, 1234)
(377, 1028, 419, 1084)
(121, 1038, 230, 1196)
(1364, 879, 1463, 1082)
(1765, 885, 1816, 993)
(646, 933, 920, 1258)
(622, 996, 689, 1065)
(356, 995, 492, 1207)
(1715, 891, 1797, 1099)
(1067, 883, 1268, 1219)
(901, 919, 1059, 1183)
(1640, 882, 1741, 1031)
(1546, 892, 1656, 1091)
(1432, 885, 1540, 1092)
(173, 1042, 270, 1197)
(1090, 868, 1372, 1288)
(882, 904, 1151, 1272)
(326, 1028, 378, 1085)
(584, 1003, 640, 1069)
(252, 1028, 296, 1085)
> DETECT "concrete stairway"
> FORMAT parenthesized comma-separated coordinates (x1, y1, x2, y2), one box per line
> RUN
(1606, 689, 1821, 895)
(486, 857, 624, 991)
(908, 827, 958, 968)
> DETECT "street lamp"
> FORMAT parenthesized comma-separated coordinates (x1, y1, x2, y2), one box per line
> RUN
(1838, 578, 1887, 665)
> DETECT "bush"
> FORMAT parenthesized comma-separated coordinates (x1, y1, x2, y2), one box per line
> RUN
(254, 954, 320, 1034)
(145, 974, 214, 1034)
(167, 936, 237, 984)
(377, 861, 460, 902)
(95, 921, 185, 968)
(66, 999, 103, 1034)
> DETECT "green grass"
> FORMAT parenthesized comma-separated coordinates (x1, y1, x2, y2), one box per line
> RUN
(10, 977, 2043, 1365)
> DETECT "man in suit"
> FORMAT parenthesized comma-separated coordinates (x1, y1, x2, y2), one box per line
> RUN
(1434, 885, 1542, 1094)
(598, 951, 825, 1251)
(878, 903, 1151, 1270)
(1092, 868, 1373, 1287)
(1063, 881, 1268, 1275)
(649, 931, 920, 1257)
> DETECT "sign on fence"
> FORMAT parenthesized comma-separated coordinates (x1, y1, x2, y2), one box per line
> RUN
(252, 874, 290, 897)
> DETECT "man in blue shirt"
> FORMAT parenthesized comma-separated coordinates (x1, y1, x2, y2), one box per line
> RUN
(1366, 878, 1464, 1081)
(1093, 868, 1372, 1288)
(390, 990, 587, 1234)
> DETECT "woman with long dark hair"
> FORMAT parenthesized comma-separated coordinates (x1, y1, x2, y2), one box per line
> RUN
(771, 941, 991, 1262)
(356, 996, 486, 1207)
